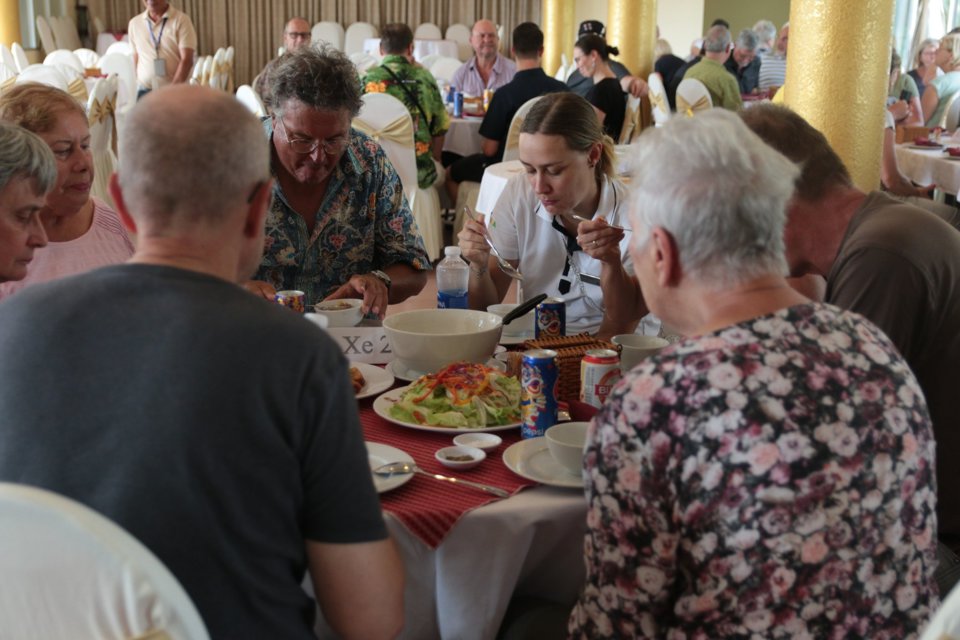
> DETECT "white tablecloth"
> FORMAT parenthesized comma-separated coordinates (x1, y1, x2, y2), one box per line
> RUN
(442, 115, 483, 157)
(363, 38, 459, 63)
(894, 143, 960, 195)
(96, 32, 128, 56)
(312, 486, 586, 639)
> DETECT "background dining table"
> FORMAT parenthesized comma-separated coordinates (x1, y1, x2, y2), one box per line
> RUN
(442, 115, 484, 158)
(895, 141, 960, 195)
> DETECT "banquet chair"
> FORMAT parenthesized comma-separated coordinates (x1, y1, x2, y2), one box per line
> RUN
(419, 53, 441, 73)
(353, 93, 443, 261)
(44, 49, 84, 74)
(0, 63, 16, 94)
(921, 568, 960, 639)
(445, 23, 472, 61)
(91, 14, 106, 39)
(36, 16, 57, 55)
(73, 48, 101, 70)
(99, 52, 137, 115)
(941, 92, 960, 130)
(0, 483, 210, 640)
(87, 76, 118, 206)
(209, 48, 227, 91)
(312, 21, 344, 50)
(16, 64, 69, 91)
(553, 53, 568, 82)
(503, 96, 542, 162)
(235, 84, 265, 117)
(618, 94, 642, 144)
(676, 78, 713, 116)
(189, 55, 207, 85)
(349, 52, 378, 75)
(0, 44, 16, 74)
(430, 57, 462, 87)
(414, 23, 443, 40)
(200, 55, 215, 87)
(51, 15, 83, 51)
(344, 22, 378, 56)
(647, 71, 670, 126)
(105, 41, 133, 57)
(224, 46, 236, 93)
(11, 43, 29, 72)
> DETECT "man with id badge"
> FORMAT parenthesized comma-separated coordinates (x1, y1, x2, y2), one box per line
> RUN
(128, 0, 197, 98)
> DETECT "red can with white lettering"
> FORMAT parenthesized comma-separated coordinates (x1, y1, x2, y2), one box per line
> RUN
(580, 349, 621, 408)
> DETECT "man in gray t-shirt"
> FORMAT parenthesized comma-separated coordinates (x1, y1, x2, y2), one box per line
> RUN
(0, 86, 403, 639)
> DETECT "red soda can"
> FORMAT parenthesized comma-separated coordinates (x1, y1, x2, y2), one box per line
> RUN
(535, 297, 566, 339)
(274, 290, 305, 313)
(520, 349, 559, 438)
(580, 349, 621, 408)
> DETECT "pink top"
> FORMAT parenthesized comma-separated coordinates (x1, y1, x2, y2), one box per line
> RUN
(0, 197, 134, 300)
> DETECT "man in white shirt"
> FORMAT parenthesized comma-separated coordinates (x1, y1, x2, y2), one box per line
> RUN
(127, 0, 197, 96)
(450, 19, 516, 96)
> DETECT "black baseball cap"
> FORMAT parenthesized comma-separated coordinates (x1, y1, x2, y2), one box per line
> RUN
(578, 20, 605, 38)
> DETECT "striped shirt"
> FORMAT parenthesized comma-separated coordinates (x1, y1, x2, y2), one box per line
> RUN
(758, 52, 787, 91)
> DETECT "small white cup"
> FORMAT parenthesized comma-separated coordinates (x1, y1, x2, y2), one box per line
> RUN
(545, 422, 589, 475)
(487, 303, 534, 337)
(612, 335, 670, 371)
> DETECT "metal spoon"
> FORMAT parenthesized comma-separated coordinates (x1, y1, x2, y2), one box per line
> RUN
(373, 462, 510, 498)
(567, 212, 632, 232)
(463, 206, 524, 281)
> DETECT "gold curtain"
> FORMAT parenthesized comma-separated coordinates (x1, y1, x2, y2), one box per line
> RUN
(101, 1, 540, 88)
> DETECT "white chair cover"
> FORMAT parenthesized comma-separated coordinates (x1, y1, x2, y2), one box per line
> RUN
(0, 63, 16, 94)
(210, 48, 227, 91)
(445, 23, 473, 61)
(414, 23, 443, 40)
(647, 71, 670, 125)
(349, 52, 378, 74)
(105, 41, 133, 57)
(92, 15, 106, 38)
(36, 16, 57, 55)
(235, 84, 265, 117)
(939, 92, 960, 130)
(503, 96, 542, 162)
(44, 49, 84, 74)
(16, 64, 68, 91)
(430, 56, 462, 86)
(189, 55, 207, 85)
(99, 52, 137, 113)
(52, 15, 83, 51)
(11, 43, 29, 72)
(312, 21, 345, 50)
(224, 46, 235, 92)
(921, 576, 960, 639)
(200, 55, 215, 87)
(344, 22, 378, 56)
(553, 62, 567, 81)
(419, 53, 441, 72)
(0, 45, 15, 74)
(87, 75, 118, 206)
(618, 94, 641, 144)
(74, 48, 101, 69)
(0, 483, 210, 640)
(676, 78, 713, 116)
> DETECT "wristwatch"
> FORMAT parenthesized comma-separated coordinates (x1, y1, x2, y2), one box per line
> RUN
(370, 269, 392, 290)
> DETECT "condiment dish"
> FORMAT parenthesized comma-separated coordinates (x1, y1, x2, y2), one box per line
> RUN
(435, 445, 486, 470)
(453, 433, 503, 452)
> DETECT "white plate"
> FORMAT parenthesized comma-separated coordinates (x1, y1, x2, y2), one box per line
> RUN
(909, 143, 944, 150)
(499, 332, 534, 345)
(373, 385, 521, 434)
(366, 442, 415, 493)
(502, 438, 584, 489)
(386, 358, 506, 383)
(353, 362, 395, 400)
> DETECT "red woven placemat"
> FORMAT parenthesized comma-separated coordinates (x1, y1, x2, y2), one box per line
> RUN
(359, 403, 537, 549)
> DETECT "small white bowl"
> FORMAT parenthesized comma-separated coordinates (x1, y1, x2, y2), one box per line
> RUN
(314, 298, 363, 327)
(452, 433, 503, 452)
(435, 445, 486, 470)
(545, 422, 590, 475)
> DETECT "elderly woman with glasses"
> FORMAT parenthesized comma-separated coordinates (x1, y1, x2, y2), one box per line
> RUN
(569, 110, 937, 638)
(245, 46, 430, 318)
(0, 84, 134, 300)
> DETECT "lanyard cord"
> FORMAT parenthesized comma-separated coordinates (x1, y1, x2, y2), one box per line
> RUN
(147, 15, 168, 55)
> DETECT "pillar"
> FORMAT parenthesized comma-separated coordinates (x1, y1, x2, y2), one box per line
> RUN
(542, 0, 574, 78)
(0, 0, 22, 47)
(785, 0, 894, 192)
(606, 0, 657, 80)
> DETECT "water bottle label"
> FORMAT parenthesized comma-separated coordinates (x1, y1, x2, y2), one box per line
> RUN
(437, 290, 468, 309)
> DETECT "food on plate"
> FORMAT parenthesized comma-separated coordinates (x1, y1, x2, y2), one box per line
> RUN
(317, 300, 354, 311)
(913, 136, 942, 147)
(350, 366, 365, 394)
(947, 147, 960, 157)
(389, 361, 521, 428)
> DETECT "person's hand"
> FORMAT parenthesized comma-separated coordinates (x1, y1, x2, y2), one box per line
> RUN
(620, 75, 649, 98)
(457, 216, 492, 270)
(576, 217, 626, 264)
(243, 280, 277, 301)
(888, 99, 909, 122)
(325, 273, 389, 319)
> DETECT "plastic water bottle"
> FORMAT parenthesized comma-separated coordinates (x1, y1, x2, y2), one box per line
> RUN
(437, 246, 469, 309)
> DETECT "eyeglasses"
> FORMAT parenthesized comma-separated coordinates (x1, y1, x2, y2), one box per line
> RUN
(285, 31, 310, 39)
(274, 117, 349, 156)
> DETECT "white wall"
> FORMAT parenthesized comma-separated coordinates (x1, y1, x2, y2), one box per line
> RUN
(574, 0, 705, 61)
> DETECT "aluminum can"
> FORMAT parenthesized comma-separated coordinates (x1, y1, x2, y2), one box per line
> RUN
(580, 349, 621, 408)
(274, 289, 305, 313)
(520, 349, 559, 438)
(445, 84, 455, 104)
(535, 297, 566, 339)
(483, 88, 494, 112)
(453, 91, 464, 118)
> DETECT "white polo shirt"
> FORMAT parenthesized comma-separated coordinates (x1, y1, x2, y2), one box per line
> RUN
(486, 172, 633, 335)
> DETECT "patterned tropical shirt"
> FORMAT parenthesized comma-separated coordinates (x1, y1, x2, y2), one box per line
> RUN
(362, 55, 450, 189)
(570, 303, 938, 639)
(256, 120, 431, 306)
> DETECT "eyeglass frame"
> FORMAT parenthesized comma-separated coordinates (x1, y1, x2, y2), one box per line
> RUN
(273, 115, 350, 157)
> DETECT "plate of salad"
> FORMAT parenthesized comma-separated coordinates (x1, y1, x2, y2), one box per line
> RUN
(372, 361, 522, 433)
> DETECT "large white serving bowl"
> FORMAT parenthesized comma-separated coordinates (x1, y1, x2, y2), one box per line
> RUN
(382, 309, 503, 374)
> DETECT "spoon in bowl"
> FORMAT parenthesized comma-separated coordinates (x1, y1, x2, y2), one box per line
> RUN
(373, 462, 510, 498)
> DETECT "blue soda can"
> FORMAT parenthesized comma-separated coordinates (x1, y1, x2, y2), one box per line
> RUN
(446, 84, 456, 104)
(520, 349, 559, 438)
(535, 297, 566, 339)
(453, 91, 464, 118)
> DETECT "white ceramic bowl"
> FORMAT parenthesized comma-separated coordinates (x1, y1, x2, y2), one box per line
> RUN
(545, 422, 590, 475)
(487, 303, 535, 337)
(313, 298, 363, 327)
(435, 445, 486, 470)
(453, 433, 503, 452)
(383, 309, 503, 374)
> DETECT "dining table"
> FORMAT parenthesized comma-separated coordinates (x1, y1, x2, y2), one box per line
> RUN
(442, 115, 484, 158)
(309, 363, 588, 640)
(894, 140, 960, 195)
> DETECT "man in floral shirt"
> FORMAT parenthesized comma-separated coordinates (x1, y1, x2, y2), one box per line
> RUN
(246, 47, 430, 317)
(570, 110, 938, 638)
(362, 23, 449, 190)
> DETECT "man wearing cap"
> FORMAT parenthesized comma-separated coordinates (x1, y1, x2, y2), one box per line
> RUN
(450, 19, 516, 96)
(127, 0, 196, 97)
(566, 21, 631, 99)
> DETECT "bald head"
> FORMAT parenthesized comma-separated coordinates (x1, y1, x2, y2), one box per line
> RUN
(117, 85, 269, 231)
(283, 17, 311, 52)
(470, 19, 500, 61)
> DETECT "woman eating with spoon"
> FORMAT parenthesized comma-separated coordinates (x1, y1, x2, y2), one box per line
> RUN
(458, 92, 645, 338)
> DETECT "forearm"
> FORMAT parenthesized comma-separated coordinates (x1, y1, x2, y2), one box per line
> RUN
(172, 49, 194, 84)
(384, 263, 427, 304)
(466, 257, 506, 310)
(596, 266, 646, 339)
(431, 135, 444, 160)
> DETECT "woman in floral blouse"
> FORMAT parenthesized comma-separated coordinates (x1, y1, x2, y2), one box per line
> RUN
(569, 110, 939, 638)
